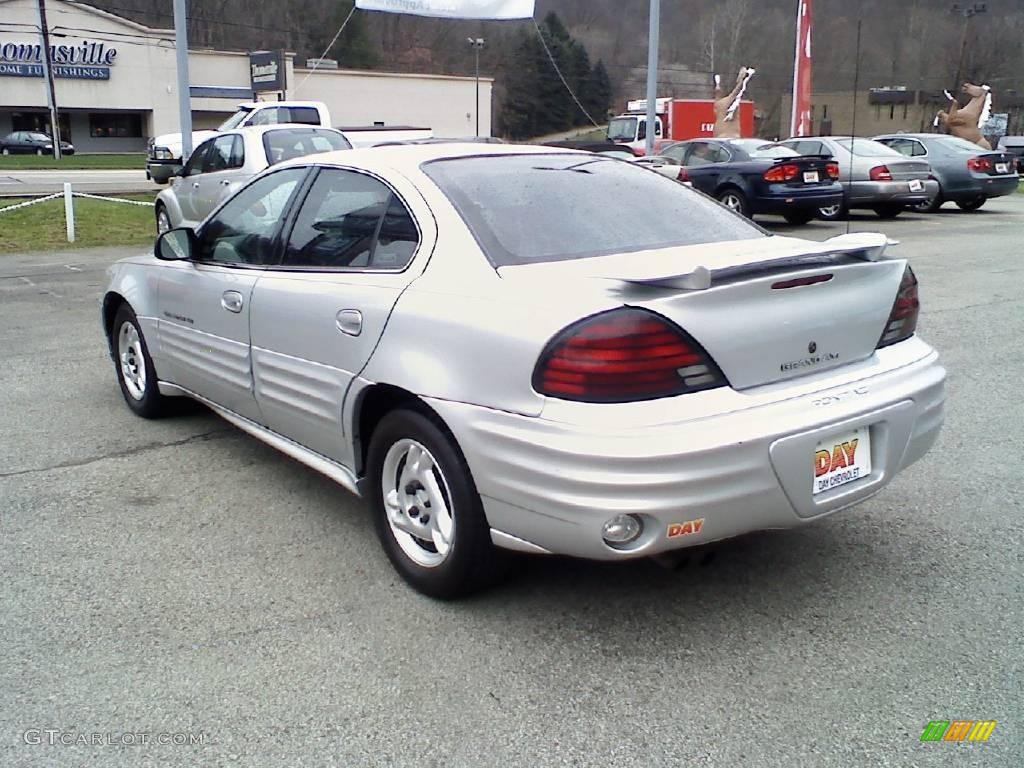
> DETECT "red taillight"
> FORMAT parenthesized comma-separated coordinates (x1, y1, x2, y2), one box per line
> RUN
(763, 164, 800, 183)
(826, 162, 840, 180)
(877, 266, 919, 348)
(967, 156, 993, 172)
(869, 165, 893, 182)
(533, 308, 727, 403)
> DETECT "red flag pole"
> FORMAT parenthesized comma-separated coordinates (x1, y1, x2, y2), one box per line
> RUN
(790, 0, 813, 137)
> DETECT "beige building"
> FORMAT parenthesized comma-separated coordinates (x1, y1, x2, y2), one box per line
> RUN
(0, 0, 493, 152)
(780, 88, 1024, 138)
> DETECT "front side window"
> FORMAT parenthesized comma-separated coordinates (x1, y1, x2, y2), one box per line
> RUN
(423, 153, 764, 267)
(248, 107, 282, 127)
(203, 135, 237, 173)
(282, 169, 418, 270)
(182, 140, 212, 176)
(283, 107, 321, 125)
(195, 168, 306, 265)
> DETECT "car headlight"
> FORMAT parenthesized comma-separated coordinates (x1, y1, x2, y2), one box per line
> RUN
(152, 147, 173, 160)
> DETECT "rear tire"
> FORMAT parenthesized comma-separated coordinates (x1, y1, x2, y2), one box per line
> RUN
(873, 204, 904, 219)
(1, 148, 9, 156)
(783, 210, 815, 226)
(717, 188, 750, 218)
(36, 148, 44, 157)
(366, 408, 500, 599)
(956, 196, 986, 211)
(817, 201, 848, 221)
(112, 304, 170, 419)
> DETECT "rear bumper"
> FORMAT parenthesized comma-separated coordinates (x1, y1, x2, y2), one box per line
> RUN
(429, 339, 946, 560)
(755, 188, 845, 215)
(847, 179, 938, 206)
(957, 175, 1019, 200)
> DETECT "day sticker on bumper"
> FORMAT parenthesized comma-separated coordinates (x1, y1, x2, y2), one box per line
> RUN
(813, 427, 871, 495)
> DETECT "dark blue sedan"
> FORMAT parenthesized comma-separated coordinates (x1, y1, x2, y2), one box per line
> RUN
(660, 139, 843, 225)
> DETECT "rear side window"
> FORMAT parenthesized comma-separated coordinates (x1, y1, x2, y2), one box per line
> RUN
(282, 168, 418, 270)
(283, 107, 321, 125)
(422, 154, 764, 267)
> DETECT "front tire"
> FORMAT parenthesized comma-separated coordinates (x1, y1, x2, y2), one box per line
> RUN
(910, 185, 943, 213)
(1, 148, 9, 156)
(717, 188, 750, 218)
(366, 408, 499, 599)
(36, 148, 44, 157)
(155, 203, 171, 234)
(956, 196, 986, 211)
(112, 304, 169, 419)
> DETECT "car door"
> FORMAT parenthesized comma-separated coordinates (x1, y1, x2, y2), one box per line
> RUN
(249, 167, 432, 466)
(174, 139, 214, 225)
(192, 134, 247, 222)
(681, 142, 729, 195)
(157, 167, 309, 422)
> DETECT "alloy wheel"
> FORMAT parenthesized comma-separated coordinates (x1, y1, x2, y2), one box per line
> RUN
(381, 439, 455, 568)
(117, 321, 147, 401)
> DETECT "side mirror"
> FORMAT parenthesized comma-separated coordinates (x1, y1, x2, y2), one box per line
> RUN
(155, 227, 196, 261)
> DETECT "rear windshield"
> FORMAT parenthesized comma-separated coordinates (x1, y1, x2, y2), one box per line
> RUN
(422, 154, 764, 266)
(263, 128, 352, 165)
(930, 136, 992, 154)
(730, 140, 798, 158)
(833, 138, 903, 157)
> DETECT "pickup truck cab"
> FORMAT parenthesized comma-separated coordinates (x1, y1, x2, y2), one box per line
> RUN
(147, 101, 330, 183)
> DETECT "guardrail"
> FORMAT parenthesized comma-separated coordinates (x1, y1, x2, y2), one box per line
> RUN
(0, 183, 150, 242)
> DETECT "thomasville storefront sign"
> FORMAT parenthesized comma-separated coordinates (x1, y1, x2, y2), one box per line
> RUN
(0, 40, 118, 80)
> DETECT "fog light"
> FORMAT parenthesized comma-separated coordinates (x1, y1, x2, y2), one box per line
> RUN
(602, 514, 643, 545)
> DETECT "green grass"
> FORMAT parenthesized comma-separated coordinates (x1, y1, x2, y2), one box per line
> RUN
(0, 193, 156, 253)
(0, 153, 145, 170)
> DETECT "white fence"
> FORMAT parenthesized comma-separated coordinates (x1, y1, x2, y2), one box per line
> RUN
(0, 184, 150, 242)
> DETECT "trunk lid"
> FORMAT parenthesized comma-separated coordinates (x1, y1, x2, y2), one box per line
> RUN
(499, 234, 906, 391)
(882, 160, 931, 181)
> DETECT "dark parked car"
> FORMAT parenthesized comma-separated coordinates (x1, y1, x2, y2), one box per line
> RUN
(996, 136, 1024, 174)
(874, 133, 1020, 212)
(0, 131, 75, 156)
(659, 138, 844, 224)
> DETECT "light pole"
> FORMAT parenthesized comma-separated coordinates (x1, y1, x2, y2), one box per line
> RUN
(951, 2, 987, 91)
(467, 37, 485, 137)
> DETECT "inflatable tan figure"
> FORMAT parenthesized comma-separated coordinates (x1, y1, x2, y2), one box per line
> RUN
(937, 83, 992, 149)
(713, 67, 755, 139)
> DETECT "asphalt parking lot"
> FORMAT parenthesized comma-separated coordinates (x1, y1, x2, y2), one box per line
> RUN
(2, 196, 1022, 767)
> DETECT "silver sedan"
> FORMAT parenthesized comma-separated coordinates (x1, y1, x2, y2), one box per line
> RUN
(103, 144, 946, 598)
(779, 136, 938, 220)
(155, 125, 351, 233)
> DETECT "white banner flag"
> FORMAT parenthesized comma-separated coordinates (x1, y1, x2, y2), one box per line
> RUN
(355, 0, 535, 19)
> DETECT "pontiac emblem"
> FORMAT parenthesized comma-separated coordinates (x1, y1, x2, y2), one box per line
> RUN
(808, 341, 818, 354)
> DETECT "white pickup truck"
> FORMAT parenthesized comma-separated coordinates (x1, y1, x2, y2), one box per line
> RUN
(146, 100, 432, 183)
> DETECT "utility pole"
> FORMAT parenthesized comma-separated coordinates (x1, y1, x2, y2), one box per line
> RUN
(467, 38, 485, 137)
(645, 0, 660, 157)
(36, 0, 61, 159)
(173, 0, 194, 160)
(951, 2, 987, 91)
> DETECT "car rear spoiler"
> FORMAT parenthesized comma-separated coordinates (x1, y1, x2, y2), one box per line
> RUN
(604, 233, 899, 292)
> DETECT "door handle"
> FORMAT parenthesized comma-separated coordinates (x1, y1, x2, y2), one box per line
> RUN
(336, 309, 362, 336)
(221, 290, 244, 313)
(192, 181, 200, 188)
(219, 180, 231, 186)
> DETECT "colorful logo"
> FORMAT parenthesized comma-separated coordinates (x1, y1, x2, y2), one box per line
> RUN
(667, 519, 704, 539)
(815, 439, 859, 478)
(920, 720, 997, 742)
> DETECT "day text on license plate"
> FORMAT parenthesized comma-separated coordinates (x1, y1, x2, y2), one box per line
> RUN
(813, 427, 872, 495)
(996, 162, 1009, 174)
(803, 171, 819, 183)
(909, 179, 924, 192)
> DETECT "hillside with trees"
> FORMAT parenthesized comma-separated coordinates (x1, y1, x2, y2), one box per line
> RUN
(87, 0, 1024, 137)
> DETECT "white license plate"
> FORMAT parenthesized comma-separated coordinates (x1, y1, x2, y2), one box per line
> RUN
(803, 171, 819, 183)
(813, 427, 872, 496)
(996, 163, 1009, 174)
(909, 179, 924, 192)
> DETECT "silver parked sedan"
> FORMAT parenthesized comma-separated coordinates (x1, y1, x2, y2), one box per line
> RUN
(873, 133, 1020, 212)
(779, 136, 938, 220)
(103, 145, 946, 598)
(155, 125, 351, 233)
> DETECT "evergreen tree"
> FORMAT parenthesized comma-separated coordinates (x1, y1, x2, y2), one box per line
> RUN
(314, 0, 377, 69)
